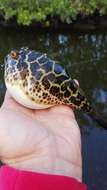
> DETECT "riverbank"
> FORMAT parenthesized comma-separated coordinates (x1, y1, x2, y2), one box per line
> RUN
(0, 13, 107, 33)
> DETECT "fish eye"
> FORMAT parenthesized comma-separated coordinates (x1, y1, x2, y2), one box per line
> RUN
(10, 51, 18, 59)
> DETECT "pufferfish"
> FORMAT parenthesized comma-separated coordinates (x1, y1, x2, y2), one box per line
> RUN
(4, 47, 107, 129)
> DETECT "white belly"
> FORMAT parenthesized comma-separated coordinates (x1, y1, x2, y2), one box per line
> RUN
(5, 82, 53, 109)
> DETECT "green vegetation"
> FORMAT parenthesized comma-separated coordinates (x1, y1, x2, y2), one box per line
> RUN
(0, 0, 107, 26)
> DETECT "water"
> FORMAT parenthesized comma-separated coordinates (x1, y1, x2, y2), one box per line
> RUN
(0, 28, 107, 190)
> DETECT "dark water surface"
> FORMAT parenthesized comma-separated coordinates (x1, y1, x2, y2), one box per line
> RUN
(0, 28, 107, 190)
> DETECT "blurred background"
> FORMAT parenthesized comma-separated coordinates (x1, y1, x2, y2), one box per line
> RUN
(0, 1, 107, 189)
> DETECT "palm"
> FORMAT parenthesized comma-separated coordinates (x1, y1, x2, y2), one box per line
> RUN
(0, 92, 82, 181)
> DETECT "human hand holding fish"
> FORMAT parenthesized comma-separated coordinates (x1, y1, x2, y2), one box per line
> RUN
(0, 91, 82, 182)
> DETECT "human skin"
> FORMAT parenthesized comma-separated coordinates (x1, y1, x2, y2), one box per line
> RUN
(0, 92, 82, 182)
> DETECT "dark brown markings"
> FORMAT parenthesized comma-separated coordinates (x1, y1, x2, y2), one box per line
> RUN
(47, 73, 55, 82)
(42, 77, 50, 89)
(34, 81, 39, 89)
(76, 93, 85, 101)
(23, 79, 28, 87)
(37, 87, 41, 93)
(26, 92, 29, 95)
(14, 76, 18, 81)
(20, 69, 28, 80)
(55, 75, 69, 85)
(47, 97, 51, 101)
(64, 90, 71, 98)
(81, 101, 92, 112)
(69, 81, 77, 94)
(69, 96, 81, 106)
(61, 82, 68, 92)
(57, 93, 63, 100)
(43, 92, 48, 98)
(33, 89, 36, 93)
(64, 99, 69, 104)
(31, 97, 35, 101)
(30, 77, 35, 85)
(44, 101, 48, 104)
(50, 86, 60, 95)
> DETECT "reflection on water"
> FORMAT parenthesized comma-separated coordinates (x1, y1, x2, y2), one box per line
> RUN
(93, 88, 107, 104)
(0, 28, 107, 190)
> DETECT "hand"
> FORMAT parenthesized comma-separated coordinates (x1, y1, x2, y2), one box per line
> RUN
(0, 92, 82, 181)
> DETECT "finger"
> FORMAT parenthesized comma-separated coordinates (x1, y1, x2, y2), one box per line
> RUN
(1, 91, 35, 117)
(4, 91, 12, 101)
(49, 105, 75, 119)
(1, 91, 13, 107)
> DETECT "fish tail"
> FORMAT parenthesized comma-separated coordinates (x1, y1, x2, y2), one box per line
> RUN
(69, 87, 107, 129)
(79, 100, 107, 129)
(88, 109, 107, 130)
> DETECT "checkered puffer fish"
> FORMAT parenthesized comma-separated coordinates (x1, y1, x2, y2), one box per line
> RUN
(4, 47, 107, 129)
